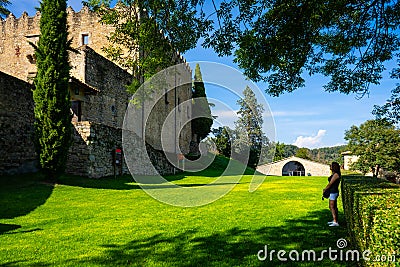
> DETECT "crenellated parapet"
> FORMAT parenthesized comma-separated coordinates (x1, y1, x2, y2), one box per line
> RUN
(1, 11, 40, 35)
(0, 5, 192, 79)
(0, 6, 96, 37)
(0, 6, 113, 81)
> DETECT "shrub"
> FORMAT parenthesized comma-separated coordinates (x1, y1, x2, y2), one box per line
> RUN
(341, 176, 400, 266)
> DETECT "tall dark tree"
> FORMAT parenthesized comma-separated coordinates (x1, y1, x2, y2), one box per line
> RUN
(192, 63, 213, 143)
(212, 126, 233, 158)
(234, 86, 264, 169)
(0, 0, 10, 18)
(32, 0, 71, 179)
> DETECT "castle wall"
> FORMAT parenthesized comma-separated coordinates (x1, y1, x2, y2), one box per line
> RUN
(65, 7, 114, 57)
(70, 45, 132, 128)
(0, 7, 115, 82)
(67, 122, 178, 178)
(0, 12, 40, 81)
(0, 71, 37, 175)
(142, 63, 192, 155)
(123, 129, 178, 176)
(67, 121, 130, 178)
(0, 7, 193, 178)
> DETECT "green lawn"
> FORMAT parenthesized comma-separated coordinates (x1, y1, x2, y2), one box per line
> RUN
(0, 167, 354, 266)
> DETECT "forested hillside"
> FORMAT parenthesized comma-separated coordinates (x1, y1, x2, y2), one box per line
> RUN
(273, 142, 347, 165)
(309, 145, 347, 164)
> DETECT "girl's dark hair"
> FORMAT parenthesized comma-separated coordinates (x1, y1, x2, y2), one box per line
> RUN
(331, 162, 341, 176)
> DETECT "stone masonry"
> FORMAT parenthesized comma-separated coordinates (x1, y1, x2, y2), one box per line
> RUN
(69, 45, 132, 128)
(0, 71, 37, 175)
(0, 6, 114, 82)
(0, 7, 192, 177)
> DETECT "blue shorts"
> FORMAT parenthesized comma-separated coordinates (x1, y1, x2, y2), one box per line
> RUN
(329, 193, 339, 201)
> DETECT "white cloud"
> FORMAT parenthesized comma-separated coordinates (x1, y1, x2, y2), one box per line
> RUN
(293, 129, 327, 148)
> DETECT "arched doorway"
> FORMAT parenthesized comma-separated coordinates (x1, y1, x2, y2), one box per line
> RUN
(282, 161, 305, 176)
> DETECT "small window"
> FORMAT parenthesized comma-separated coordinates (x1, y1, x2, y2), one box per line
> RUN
(82, 34, 89, 45)
(26, 54, 36, 64)
(71, 101, 82, 122)
(164, 89, 169, 105)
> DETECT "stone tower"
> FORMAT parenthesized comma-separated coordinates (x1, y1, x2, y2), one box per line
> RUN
(0, 6, 193, 177)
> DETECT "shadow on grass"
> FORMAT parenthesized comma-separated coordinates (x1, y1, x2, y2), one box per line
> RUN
(56, 153, 256, 190)
(0, 260, 50, 267)
(56, 173, 248, 190)
(57, 174, 142, 190)
(68, 209, 356, 267)
(0, 223, 21, 235)
(0, 173, 54, 233)
(56, 161, 256, 191)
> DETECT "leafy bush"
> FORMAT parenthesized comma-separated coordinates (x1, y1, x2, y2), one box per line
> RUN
(341, 176, 400, 266)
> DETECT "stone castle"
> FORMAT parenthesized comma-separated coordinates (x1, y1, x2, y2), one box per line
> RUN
(0, 6, 192, 177)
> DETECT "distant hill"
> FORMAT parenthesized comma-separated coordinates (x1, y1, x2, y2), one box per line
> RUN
(272, 143, 347, 165)
(309, 145, 347, 165)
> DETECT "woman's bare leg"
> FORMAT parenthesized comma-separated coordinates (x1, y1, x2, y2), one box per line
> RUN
(329, 200, 338, 223)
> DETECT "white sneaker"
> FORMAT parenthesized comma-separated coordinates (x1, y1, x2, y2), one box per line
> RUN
(327, 221, 335, 225)
(329, 222, 339, 227)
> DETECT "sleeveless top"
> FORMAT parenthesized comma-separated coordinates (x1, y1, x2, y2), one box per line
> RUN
(328, 174, 341, 193)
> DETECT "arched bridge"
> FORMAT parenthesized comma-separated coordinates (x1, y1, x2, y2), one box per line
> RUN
(257, 156, 331, 176)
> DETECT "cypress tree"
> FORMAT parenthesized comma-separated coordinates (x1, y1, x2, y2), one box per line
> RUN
(191, 64, 213, 143)
(33, 0, 71, 179)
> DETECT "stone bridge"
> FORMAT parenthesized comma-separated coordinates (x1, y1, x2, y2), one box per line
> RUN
(257, 156, 331, 176)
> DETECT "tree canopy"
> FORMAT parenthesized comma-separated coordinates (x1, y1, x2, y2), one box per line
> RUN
(83, 0, 400, 123)
(295, 147, 311, 160)
(204, 0, 400, 99)
(344, 119, 400, 177)
(83, 0, 211, 92)
(205, 0, 400, 123)
(373, 72, 400, 124)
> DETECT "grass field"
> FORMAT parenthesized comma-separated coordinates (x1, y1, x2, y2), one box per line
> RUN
(0, 164, 353, 266)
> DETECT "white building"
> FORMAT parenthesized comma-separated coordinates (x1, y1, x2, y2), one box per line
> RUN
(257, 156, 331, 176)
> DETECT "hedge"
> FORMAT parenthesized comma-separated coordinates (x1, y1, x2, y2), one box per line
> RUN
(341, 176, 400, 266)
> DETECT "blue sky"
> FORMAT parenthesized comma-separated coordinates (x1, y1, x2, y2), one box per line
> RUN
(6, 0, 395, 148)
